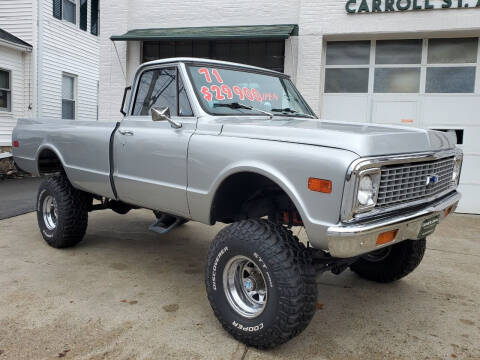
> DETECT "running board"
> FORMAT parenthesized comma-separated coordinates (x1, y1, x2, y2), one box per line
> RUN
(149, 213, 185, 235)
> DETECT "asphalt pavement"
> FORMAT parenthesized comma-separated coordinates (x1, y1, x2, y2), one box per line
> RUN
(0, 177, 42, 220)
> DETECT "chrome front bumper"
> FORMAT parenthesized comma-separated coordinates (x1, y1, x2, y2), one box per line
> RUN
(327, 191, 461, 258)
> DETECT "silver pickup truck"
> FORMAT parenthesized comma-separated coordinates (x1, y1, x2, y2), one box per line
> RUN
(12, 58, 462, 348)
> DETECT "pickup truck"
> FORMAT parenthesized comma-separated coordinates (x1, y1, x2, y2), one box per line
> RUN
(12, 58, 462, 349)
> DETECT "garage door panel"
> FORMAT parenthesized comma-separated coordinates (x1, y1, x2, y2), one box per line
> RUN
(457, 183, 480, 214)
(460, 127, 480, 153)
(422, 95, 480, 126)
(457, 154, 480, 184)
(372, 99, 418, 126)
(322, 95, 369, 122)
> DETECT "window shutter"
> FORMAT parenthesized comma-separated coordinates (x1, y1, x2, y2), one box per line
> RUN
(80, 0, 87, 30)
(52, 0, 62, 19)
(91, 0, 99, 35)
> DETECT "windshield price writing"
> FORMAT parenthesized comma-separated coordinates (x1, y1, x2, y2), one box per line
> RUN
(198, 67, 279, 103)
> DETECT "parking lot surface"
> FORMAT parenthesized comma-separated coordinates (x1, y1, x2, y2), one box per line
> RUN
(0, 210, 479, 359)
(0, 177, 41, 220)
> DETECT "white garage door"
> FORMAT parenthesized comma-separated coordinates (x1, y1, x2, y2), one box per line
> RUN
(322, 37, 480, 214)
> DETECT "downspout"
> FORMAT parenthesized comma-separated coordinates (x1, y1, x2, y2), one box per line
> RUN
(36, 0, 41, 117)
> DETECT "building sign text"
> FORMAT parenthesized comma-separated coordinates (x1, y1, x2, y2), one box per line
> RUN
(346, 0, 480, 13)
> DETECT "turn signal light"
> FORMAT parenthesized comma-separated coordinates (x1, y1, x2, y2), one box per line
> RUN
(376, 229, 398, 246)
(444, 206, 452, 217)
(308, 178, 332, 193)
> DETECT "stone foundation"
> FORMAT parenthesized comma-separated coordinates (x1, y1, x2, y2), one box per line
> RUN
(0, 146, 30, 179)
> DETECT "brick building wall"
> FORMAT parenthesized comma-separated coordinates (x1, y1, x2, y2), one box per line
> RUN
(98, 0, 480, 120)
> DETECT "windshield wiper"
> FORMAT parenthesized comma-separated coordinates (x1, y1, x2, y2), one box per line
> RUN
(214, 102, 273, 118)
(271, 108, 316, 119)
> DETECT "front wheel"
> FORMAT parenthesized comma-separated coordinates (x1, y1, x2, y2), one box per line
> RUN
(36, 175, 90, 248)
(350, 239, 426, 283)
(205, 219, 317, 349)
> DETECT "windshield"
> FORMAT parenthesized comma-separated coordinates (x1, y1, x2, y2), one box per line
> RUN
(187, 65, 316, 118)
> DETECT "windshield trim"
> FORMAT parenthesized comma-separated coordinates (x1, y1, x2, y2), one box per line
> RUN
(184, 61, 289, 79)
(185, 63, 316, 118)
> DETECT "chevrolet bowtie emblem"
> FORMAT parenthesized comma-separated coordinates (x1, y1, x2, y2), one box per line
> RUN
(425, 175, 439, 186)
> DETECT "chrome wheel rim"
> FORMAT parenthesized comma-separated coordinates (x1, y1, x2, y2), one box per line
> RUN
(223, 255, 267, 318)
(42, 195, 58, 230)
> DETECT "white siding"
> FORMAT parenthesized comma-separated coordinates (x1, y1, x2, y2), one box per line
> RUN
(0, 0, 34, 44)
(0, 45, 29, 145)
(0, 0, 34, 145)
(38, 0, 99, 121)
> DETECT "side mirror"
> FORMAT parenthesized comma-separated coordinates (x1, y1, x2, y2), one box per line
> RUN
(151, 106, 182, 129)
(120, 86, 131, 116)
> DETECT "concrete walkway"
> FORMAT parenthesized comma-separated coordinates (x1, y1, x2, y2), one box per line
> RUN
(0, 210, 479, 359)
(0, 177, 42, 220)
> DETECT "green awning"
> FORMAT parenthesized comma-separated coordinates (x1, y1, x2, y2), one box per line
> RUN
(110, 24, 299, 41)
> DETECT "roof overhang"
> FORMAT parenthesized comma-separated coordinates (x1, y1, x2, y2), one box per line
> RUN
(110, 24, 299, 41)
(0, 38, 32, 52)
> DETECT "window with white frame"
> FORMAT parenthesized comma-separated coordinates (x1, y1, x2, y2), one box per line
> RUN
(426, 38, 478, 93)
(0, 69, 11, 112)
(374, 39, 421, 93)
(62, 0, 76, 24)
(324, 37, 479, 94)
(53, 0, 91, 29)
(62, 74, 76, 119)
(324, 41, 370, 93)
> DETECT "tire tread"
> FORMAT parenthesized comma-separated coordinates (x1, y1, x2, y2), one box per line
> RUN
(350, 239, 426, 283)
(37, 175, 89, 248)
(205, 219, 317, 349)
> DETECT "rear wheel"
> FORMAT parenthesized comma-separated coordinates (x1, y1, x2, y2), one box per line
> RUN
(205, 219, 317, 349)
(36, 175, 90, 248)
(350, 239, 426, 283)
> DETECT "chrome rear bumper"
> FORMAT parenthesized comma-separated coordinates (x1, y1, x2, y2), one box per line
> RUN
(327, 191, 461, 258)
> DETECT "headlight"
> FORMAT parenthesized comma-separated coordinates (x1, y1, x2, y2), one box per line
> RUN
(354, 168, 381, 213)
(358, 175, 374, 206)
(452, 156, 462, 184)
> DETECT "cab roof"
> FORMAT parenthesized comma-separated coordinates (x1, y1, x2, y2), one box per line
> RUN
(138, 57, 288, 78)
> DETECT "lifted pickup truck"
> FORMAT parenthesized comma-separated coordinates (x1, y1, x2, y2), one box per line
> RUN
(12, 58, 462, 349)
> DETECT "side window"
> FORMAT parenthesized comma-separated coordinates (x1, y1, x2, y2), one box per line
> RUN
(62, 0, 76, 24)
(132, 68, 193, 117)
(62, 73, 76, 119)
(0, 69, 11, 112)
(178, 75, 193, 116)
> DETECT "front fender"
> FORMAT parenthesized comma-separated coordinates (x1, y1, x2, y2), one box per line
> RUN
(187, 135, 359, 249)
(207, 160, 307, 225)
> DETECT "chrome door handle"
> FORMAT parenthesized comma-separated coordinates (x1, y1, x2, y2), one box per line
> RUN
(118, 129, 134, 136)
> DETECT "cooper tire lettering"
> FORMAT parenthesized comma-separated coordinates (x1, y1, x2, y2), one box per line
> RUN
(232, 320, 264, 332)
(212, 246, 228, 291)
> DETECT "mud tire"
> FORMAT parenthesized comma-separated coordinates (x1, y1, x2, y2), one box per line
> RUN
(350, 239, 426, 283)
(205, 219, 317, 349)
(36, 175, 89, 248)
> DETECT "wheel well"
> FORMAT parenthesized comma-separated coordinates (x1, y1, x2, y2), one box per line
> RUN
(210, 172, 302, 226)
(38, 148, 64, 174)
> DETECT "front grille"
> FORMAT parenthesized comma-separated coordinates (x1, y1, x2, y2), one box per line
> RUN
(376, 156, 455, 209)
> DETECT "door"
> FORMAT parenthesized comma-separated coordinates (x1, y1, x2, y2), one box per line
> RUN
(113, 66, 196, 217)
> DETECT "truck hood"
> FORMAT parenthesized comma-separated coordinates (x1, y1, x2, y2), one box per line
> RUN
(217, 117, 455, 157)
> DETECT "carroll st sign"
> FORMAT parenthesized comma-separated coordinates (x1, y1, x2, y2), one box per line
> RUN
(346, 0, 480, 13)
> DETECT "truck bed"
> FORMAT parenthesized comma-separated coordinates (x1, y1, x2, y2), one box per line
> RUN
(12, 118, 118, 198)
